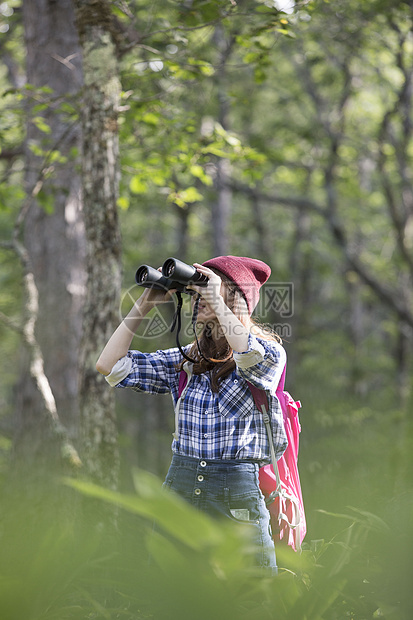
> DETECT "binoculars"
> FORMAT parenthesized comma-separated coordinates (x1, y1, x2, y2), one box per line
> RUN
(135, 258, 208, 293)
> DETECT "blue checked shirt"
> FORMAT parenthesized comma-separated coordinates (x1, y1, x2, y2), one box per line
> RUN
(105, 334, 288, 462)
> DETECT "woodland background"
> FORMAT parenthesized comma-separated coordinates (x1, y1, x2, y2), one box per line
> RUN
(0, 0, 412, 619)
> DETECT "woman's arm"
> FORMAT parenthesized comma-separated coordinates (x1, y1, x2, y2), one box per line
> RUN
(234, 335, 286, 391)
(189, 263, 249, 353)
(209, 294, 249, 352)
(96, 284, 173, 376)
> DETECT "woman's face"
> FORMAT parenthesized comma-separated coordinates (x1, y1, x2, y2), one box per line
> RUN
(194, 296, 216, 323)
(191, 281, 227, 324)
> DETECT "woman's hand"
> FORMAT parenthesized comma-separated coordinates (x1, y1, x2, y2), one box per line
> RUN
(189, 262, 249, 353)
(188, 263, 223, 311)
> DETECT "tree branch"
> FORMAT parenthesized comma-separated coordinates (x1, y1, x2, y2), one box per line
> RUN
(376, 23, 413, 280)
(0, 310, 23, 334)
(228, 179, 413, 328)
(0, 148, 25, 160)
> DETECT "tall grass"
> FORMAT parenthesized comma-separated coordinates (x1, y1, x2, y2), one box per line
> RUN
(0, 464, 411, 620)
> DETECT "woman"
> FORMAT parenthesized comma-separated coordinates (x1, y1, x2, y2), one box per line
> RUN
(96, 256, 288, 572)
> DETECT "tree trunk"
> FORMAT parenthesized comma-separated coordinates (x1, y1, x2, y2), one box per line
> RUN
(211, 25, 233, 257)
(288, 207, 312, 371)
(212, 158, 231, 257)
(345, 269, 367, 396)
(74, 0, 122, 489)
(14, 0, 85, 467)
(174, 203, 190, 262)
(249, 195, 272, 265)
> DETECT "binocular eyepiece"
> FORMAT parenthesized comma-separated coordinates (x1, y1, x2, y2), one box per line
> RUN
(135, 258, 208, 293)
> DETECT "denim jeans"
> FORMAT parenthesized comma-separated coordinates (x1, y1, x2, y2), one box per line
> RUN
(163, 454, 277, 573)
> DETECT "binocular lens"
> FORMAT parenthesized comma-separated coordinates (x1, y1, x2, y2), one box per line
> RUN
(135, 266, 149, 284)
(162, 258, 208, 286)
(165, 262, 175, 277)
(136, 258, 208, 292)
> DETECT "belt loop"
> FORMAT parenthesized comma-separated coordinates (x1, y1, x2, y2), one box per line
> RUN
(224, 486, 230, 503)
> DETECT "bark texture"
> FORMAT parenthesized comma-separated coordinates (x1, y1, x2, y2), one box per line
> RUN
(74, 0, 122, 488)
(15, 0, 85, 465)
(211, 25, 233, 257)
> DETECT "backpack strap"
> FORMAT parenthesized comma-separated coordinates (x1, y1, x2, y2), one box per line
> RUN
(174, 366, 192, 440)
(276, 364, 286, 393)
(178, 369, 188, 394)
(248, 366, 302, 533)
(246, 381, 282, 495)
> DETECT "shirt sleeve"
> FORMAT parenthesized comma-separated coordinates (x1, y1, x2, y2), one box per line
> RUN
(105, 356, 133, 387)
(105, 347, 181, 394)
(233, 334, 286, 393)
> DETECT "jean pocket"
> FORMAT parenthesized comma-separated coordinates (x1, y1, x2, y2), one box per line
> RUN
(228, 495, 261, 524)
(229, 508, 251, 521)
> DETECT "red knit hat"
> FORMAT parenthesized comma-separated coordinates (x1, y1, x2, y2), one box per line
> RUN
(202, 255, 271, 314)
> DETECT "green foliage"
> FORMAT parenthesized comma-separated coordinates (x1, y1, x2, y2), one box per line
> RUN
(0, 465, 411, 620)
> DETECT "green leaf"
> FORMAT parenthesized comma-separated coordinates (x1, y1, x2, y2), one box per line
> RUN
(129, 176, 148, 194)
(188, 59, 215, 77)
(225, 134, 241, 147)
(243, 51, 260, 64)
(276, 28, 296, 38)
(48, 150, 67, 164)
(142, 112, 160, 126)
(32, 116, 52, 134)
(117, 196, 130, 210)
(189, 164, 213, 185)
(202, 144, 228, 158)
(254, 67, 267, 83)
(168, 186, 204, 206)
(180, 186, 203, 202)
(64, 474, 223, 551)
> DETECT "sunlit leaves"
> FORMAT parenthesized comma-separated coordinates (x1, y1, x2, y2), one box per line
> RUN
(169, 186, 204, 207)
(168, 58, 215, 80)
(189, 163, 213, 185)
(120, 88, 267, 207)
(116, 195, 130, 210)
(31, 115, 51, 134)
(129, 175, 148, 194)
(177, 0, 233, 26)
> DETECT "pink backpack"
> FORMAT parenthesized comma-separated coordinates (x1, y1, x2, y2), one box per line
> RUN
(248, 365, 306, 552)
(178, 365, 306, 552)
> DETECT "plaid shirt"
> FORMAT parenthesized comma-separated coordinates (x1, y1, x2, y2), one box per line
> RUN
(106, 334, 288, 462)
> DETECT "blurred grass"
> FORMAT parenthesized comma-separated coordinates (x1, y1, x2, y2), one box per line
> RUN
(0, 452, 411, 620)
(1, 356, 412, 619)
(1, 367, 412, 619)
